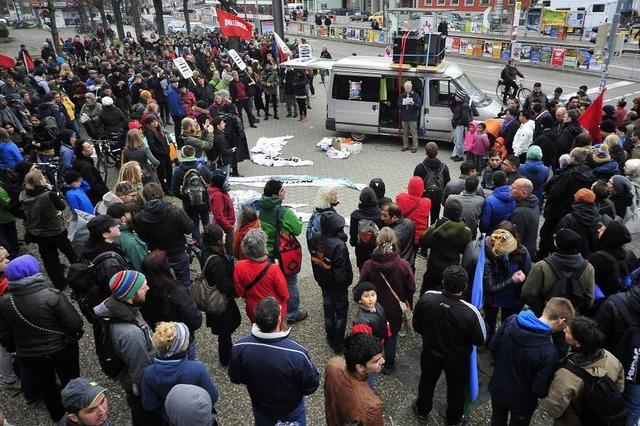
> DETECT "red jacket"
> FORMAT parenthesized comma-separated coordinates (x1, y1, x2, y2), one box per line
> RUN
(208, 185, 236, 233)
(395, 176, 431, 244)
(233, 219, 261, 259)
(233, 259, 289, 325)
(0, 274, 7, 296)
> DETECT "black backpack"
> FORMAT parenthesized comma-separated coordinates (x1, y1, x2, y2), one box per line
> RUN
(421, 162, 445, 200)
(93, 316, 134, 378)
(562, 362, 627, 426)
(180, 167, 208, 207)
(611, 293, 640, 385)
(543, 258, 589, 313)
(595, 251, 633, 291)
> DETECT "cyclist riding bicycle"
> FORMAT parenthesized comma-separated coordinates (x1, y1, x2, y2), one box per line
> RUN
(500, 58, 525, 104)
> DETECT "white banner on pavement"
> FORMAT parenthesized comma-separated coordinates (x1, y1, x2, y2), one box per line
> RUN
(229, 175, 366, 190)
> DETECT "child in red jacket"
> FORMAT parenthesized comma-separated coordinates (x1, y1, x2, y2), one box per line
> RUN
(208, 172, 236, 254)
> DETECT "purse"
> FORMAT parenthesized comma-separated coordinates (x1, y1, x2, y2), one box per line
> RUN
(274, 207, 302, 276)
(379, 272, 413, 331)
(9, 294, 83, 345)
(191, 255, 228, 315)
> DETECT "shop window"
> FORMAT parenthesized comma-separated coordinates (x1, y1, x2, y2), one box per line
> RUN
(332, 75, 380, 102)
(437, 0, 445, 5)
(465, 0, 474, 5)
(451, 0, 459, 5)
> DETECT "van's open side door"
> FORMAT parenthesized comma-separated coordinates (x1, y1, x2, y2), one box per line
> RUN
(279, 57, 336, 72)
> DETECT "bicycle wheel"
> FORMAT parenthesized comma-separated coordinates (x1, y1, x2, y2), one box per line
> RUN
(517, 87, 532, 104)
(496, 82, 508, 104)
(97, 156, 108, 182)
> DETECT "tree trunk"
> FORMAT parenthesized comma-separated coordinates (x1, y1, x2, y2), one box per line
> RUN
(77, 0, 88, 24)
(94, 0, 108, 30)
(129, 0, 143, 41)
(110, 0, 125, 39)
(152, 0, 164, 37)
(47, 0, 61, 56)
(183, 0, 190, 37)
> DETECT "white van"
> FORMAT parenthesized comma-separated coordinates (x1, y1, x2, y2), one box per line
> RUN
(281, 56, 502, 142)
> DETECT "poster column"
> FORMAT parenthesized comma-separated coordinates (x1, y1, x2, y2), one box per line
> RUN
(510, 2, 522, 58)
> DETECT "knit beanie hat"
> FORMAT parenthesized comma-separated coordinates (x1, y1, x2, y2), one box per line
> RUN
(353, 281, 376, 303)
(101, 96, 114, 106)
(369, 178, 386, 199)
(574, 188, 596, 203)
(611, 175, 632, 194)
(593, 144, 611, 164)
(5, 255, 41, 281)
(164, 322, 190, 358)
(554, 228, 581, 253)
(455, 89, 467, 99)
(490, 229, 518, 256)
(212, 172, 227, 190)
(139, 90, 152, 101)
(145, 114, 159, 124)
(359, 187, 378, 206)
(109, 270, 146, 302)
(526, 145, 543, 161)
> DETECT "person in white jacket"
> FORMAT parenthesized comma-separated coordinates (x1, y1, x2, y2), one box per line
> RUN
(512, 110, 536, 162)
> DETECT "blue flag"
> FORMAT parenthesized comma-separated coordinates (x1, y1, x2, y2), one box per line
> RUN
(468, 236, 485, 406)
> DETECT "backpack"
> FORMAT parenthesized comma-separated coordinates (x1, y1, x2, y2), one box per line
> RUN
(611, 293, 640, 385)
(305, 210, 322, 247)
(421, 162, 445, 199)
(543, 258, 589, 313)
(357, 219, 380, 245)
(93, 316, 137, 378)
(180, 167, 208, 207)
(595, 251, 633, 291)
(562, 362, 627, 426)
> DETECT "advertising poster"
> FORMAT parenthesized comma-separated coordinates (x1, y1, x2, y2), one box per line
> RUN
(501, 42, 511, 60)
(566, 11, 584, 33)
(540, 46, 552, 64)
(483, 41, 493, 57)
(466, 39, 475, 56)
(541, 8, 567, 26)
(526, 9, 541, 31)
(577, 49, 591, 69)
(521, 44, 532, 61)
(451, 37, 461, 52)
(474, 41, 483, 56)
(445, 36, 453, 52)
(530, 45, 541, 63)
(563, 48, 578, 68)
(492, 41, 502, 59)
(511, 42, 522, 60)
(460, 38, 469, 54)
(550, 47, 565, 66)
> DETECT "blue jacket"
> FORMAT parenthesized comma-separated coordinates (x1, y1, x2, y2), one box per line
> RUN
(141, 357, 218, 420)
(480, 185, 516, 233)
(166, 86, 185, 117)
(489, 311, 559, 415)
(397, 90, 422, 122)
(59, 143, 75, 171)
(0, 142, 23, 170)
(64, 181, 94, 214)
(592, 159, 619, 181)
(228, 324, 320, 416)
(518, 160, 549, 205)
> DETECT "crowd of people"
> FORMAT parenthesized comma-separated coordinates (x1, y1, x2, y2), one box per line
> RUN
(0, 25, 640, 426)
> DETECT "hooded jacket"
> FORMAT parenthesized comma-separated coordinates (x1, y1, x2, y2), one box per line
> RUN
(94, 296, 155, 395)
(446, 192, 485, 238)
(596, 285, 640, 351)
(510, 194, 541, 256)
(132, 198, 193, 255)
(116, 224, 148, 272)
(59, 130, 76, 170)
(556, 202, 602, 258)
(413, 157, 451, 201)
(518, 160, 549, 204)
(480, 185, 516, 233)
(180, 130, 214, 158)
(0, 271, 83, 357)
(592, 159, 619, 181)
(208, 183, 235, 233)
(309, 212, 353, 287)
(0, 142, 23, 171)
(396, 177, 432, 244)
(368, 178, 392, 208)
(489, 311, 559, 415)
(63, 180, 94, 215)
(513, 120, 536, 156)
(349, 201, 383, 269)
(19, 185, 66, 237)
(421, 217, 472, 277)
(98, 104, 126, 135)
(359, 250, 415, 334)
(258, 196, 303, 257)
(233, 220, 261, 260)
(543, 349, 624, 425)
(521, 252, 595, 315)
(170, 161, 213, 210)
(228, 324, 320, 416)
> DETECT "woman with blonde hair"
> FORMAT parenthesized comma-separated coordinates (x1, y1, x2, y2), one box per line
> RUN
(141, 321, 218, 421)
(19, 169, 78, 289)
(359, 226, 415, 374)
(604, 133, 628, 173)
(123, 129, 159, 184)
(118, 161, 146, 211)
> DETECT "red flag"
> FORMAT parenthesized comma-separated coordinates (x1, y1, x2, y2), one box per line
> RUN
(578, 89, 605, 144)
(0, 54, 15, 69)
(22, 51, 34, 72)
(216, 8, 253, 41)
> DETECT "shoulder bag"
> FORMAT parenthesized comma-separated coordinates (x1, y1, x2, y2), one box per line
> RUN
(191, 255, 228, 315)
(379, 272, 413, 331)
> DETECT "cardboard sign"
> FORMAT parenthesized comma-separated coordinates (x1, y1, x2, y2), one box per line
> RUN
(173, 57, 193, 79)
(298, 43, 312, 61)
(227, 49, 247, 71)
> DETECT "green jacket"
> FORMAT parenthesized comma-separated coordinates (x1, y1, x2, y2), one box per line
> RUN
(420, 218, 471, 274)
(0, 187, 14, 224)
(259, 196, 303, 256)
(209, 76, 227, 92)
(115, 224, 149, 271)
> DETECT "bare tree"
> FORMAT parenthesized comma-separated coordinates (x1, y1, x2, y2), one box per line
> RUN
(129, 0, 143, 41)
(110, 0, 125, 39)
(152, 0, 164, 37)
(183, 0, 190, 36)
(93, 0, 109, 30)
(46, 0, 61, 56)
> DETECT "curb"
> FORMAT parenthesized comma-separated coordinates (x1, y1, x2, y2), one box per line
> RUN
(288, 32, 640, 83)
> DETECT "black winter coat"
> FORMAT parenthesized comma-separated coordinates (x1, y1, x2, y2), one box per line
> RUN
(72, 155, 108, 205)
(543, 163, 594, 223)
(0, 275, 83, 357)
(349, 202, 383, 269)
(132, 198, 193, 255)
(200, 248, 241, 335)
(193, 83, 215, 105)
(98, 105, 126, 136)
(556, 202, 601, 258)
(309, 211, 353, 287)
(595, 285, 640, 352)
(140, 279, 202, 339)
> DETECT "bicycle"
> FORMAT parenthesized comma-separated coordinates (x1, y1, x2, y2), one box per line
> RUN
(496, 78, 532, 105)
(35, 157, 65, 192)
(92, 136, 122, 182)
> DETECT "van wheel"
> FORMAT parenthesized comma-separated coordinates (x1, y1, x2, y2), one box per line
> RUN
(350, 132, 366, 142)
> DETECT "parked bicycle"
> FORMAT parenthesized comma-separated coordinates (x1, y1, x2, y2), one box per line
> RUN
(35, 157, 65, 192)
(496, 78, 532, 105)
(92, 135, 122, 182)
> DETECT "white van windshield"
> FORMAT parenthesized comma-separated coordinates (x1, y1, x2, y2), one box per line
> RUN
(453, 74, 491, 107)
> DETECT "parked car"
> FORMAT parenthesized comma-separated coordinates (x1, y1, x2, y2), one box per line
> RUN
(349, 11, 370, 21)
(331, 8, 355, 16)
(441, 12, 462, 22)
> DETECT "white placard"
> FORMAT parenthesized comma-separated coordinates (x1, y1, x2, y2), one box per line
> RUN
(298, 43, 312, 61)
(227, 49, 247, 71)
(172, 57, 193, 79)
